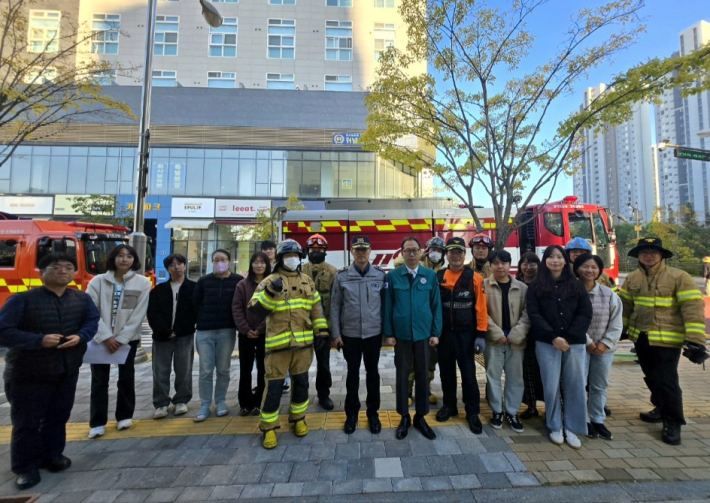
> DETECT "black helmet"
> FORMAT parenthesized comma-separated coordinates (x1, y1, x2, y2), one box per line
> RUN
(276, 239, 305, 260)
(425, 236, 446, 252)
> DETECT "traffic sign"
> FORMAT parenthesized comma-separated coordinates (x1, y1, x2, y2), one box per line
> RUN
(674, 147, 710, 162)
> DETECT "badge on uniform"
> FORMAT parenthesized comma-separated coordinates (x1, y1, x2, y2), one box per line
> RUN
(420, 278, 426, 284)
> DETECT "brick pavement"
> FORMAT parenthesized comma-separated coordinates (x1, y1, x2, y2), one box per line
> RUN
(0, 348, 709, 501)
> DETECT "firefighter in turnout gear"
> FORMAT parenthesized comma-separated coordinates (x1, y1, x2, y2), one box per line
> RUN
(300, 233, 338, 410)
(248, 239, 329, 449)
(469, 234, 494, 279)
(565, 238, 617, 291)
(619, 237, 707, 446)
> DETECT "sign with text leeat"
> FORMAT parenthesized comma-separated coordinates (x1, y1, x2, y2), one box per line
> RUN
(215, 199, 271, 219)
(0, 196, 53, 215)
(171, 198, 215, 218)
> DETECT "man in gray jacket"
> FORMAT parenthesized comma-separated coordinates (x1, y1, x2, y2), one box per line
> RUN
(331, 236, 386, 435)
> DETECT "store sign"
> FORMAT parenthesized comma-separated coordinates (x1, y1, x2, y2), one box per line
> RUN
(0, 196, 53, 215)
(332, 132, 361, 145)
(54, 195, 114, 216)
(171, 198, 215, 218)
(215, 199, 271, 219)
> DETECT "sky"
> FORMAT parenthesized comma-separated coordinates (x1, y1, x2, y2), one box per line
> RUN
(432, 0, 709, 206)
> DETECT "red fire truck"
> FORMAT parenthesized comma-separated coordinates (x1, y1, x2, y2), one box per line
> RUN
(280, 196, 618, 280)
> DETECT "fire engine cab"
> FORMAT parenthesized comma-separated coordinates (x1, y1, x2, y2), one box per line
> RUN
(0, 213, 154, 308)
(280, 196, 618, 280)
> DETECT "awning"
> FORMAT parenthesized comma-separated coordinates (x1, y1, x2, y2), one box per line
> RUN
(165, 219, 214, 229)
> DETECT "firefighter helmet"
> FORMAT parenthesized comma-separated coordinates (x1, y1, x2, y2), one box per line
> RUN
(276, 239, 305, 259)
(565, 237, 592, 252)
(469, 233, 494, 248)
(306, 233, 328, 249)
(425, 236, 446, 252)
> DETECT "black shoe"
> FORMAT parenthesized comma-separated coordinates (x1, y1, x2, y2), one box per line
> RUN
(368, 415, 382, 434)
(520, 406, 538, 420)
(344, 416, 357, 434)
(587, 422, 599, 438)
(239, 408, 251, 417)
(435, 405, 458, 423)
(662, 424, 681, 445)
(506, 413, 524, 433)
(396, 415, 411, 440)
(15, 470, 40, 490)
(604, 406, 612, 417)
(467, 415, 483, 435)
(41, 455, 72, 473)
(640, 407, 662, 423)
(489, 411, 504, 429)
(319, 397, 334, 411)
(591, 422, 613, 440)
(413, 415, 436, 440)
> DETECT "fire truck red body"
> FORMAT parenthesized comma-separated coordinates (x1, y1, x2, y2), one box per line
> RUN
(280, 196, 618, 280)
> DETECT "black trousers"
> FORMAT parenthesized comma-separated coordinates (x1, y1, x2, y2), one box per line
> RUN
(90, 340, 139, 427)
(314, 336, 332, 400)
(635, 332, 685, 426)
(342, 335, 382, 418)
(238, 334, 266, 410)
(395, 339, 430, 417)
(438, 329, 480, 417)
(5, 371, 79, 475)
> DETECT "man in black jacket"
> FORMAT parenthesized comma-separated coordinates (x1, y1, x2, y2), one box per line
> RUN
(148, 253, 198, 419)
(0, 253, 100, 490)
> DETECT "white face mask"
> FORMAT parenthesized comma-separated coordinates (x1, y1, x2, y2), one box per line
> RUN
(282, 257, 300, 271)
(428, 251, 442, 263)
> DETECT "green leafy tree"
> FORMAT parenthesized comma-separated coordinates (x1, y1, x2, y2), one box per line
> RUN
(236, 194, 306, 242)
(361, 0, 710, 249)
(0, 0, 133, 168)
(70, 195, 133, 228)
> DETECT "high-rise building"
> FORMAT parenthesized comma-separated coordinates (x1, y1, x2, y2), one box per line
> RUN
(573, 84, 655, 223)
(655, 20, 710, 222)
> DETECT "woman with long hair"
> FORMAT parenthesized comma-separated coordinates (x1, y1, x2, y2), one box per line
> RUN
(192, 249, 243, 422)
(526, 245, 592, 449)
(516, 252, 543, 419)
(232, 251, 272, 416)
(573, 254, 622, 441)
(87, 245, 152, 439)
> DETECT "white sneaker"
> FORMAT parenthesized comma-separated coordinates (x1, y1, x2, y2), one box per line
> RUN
(153, 406, 169, 419)
(565, 429, 582, 450)
(117, 419, 133, 431)
(549, 429, 564, 445)
(174, 403, 189, 416)
(88, 426, 105, 439)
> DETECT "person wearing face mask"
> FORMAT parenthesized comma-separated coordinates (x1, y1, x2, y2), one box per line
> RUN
(249, 239, 329, 449)
(469, 234, 494, 279)
(192, 249, 243, 423)
(300, 234, 338, 410)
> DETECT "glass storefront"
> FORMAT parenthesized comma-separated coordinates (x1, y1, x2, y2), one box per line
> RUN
(4, 146, 420, 199)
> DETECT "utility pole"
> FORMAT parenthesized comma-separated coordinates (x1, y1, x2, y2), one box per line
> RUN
(628, 202, 642, 240)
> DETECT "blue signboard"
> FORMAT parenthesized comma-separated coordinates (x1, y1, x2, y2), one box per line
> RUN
(332, 132, 362, 145)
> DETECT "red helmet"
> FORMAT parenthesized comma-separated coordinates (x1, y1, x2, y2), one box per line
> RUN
(469, 233, 494, 248)
(306, 233, 328, 249)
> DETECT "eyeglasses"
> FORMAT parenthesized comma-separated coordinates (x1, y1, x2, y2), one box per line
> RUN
(402, 248, 420, 255)
(470, 235, 493, 246)
(212, 258, 230, 263)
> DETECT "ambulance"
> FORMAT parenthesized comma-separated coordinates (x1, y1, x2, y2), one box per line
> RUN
(0, 213, 154, 308)
(280, 196, 618, 280)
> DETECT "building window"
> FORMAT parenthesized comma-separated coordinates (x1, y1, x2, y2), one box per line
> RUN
(325, 21, 352, 61)
(374, 0, 394, 6)
(93, 69, 117, 86)
(28, 10, 60, 53)
(324, 75, 352, 91)
(270, 0, 296, 3)
(91, 14, 120, 54)
(22, 67, 57, 85)
(266, 73, 294, 90)
(152, 70, 177, 87)
(209, 17, 237, 57)
(373, 23, 394, 60)
(155, 15, 179, 56)
(208, 71, 236, 88)
(267, 19, 295, 59)
(326, 0, 352, 6)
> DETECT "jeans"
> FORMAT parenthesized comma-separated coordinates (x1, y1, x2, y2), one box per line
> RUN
(238, 334, 265, 410)
(152, 335, 195, 408)
(439, 330, 480, 417)
(90, 340, 139, 427)
(394, 339, 430, 417)
(536, 341, 587, 435)
(5, 371, 79, 475)
(195, 329, 236, 408)
(484, 343, 524, 415)
(585, 349, 614, 424)
(342, 335, 382, 418)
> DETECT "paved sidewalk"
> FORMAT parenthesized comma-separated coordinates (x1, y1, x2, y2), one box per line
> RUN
(0, 348, 709, 501)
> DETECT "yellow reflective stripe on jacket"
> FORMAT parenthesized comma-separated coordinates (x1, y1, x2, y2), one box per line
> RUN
(260, 410, 280, 423)
(265, 332, 293, 349)
(312, 318, 328, 330)
(628, 327, 686, 344)
(313, 291, 322, 304)
(294, 331, 314, 344)
(685, 322, 706, 336)
(620, 293, 676, 308)
(254, 290, 278, 311)
(618, 289, 632, 301)
(290, 400, 309, 414)
(677, 289, 703, 302)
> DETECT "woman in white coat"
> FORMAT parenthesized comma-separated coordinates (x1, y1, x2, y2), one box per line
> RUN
(86, 245, 151, 439)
